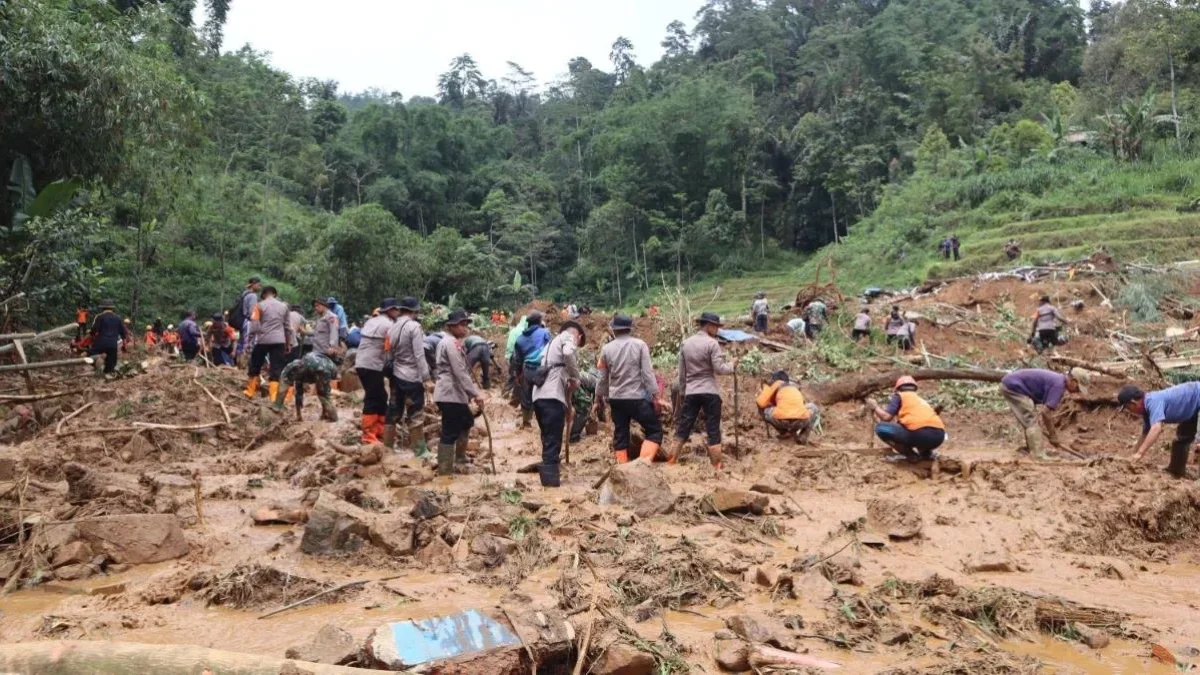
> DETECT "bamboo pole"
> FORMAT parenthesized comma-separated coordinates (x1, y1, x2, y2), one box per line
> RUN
(0, 322, 77, 354)
(0, 357, 93, 373)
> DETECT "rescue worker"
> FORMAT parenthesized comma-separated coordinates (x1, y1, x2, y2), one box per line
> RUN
(326, 296, 350, 343)
(1005, 239, 1022, 260)
(939, 237, 952, 260)
(897, 319, 917, 352)
(804, 298, 828, 340)
(143, 325, 158, 350)
(356, 298, 399, 445)
(596, 314, 663, 464)
(162, 324, 180, 354)
(1000, 368, 1083, 460)
(274, 297, 341, 421)
(885, 306, 905, 345)
(463, 335, 496, 389)
(207, 313, 236, 366)
(570, 369, 599, 445)
(286, 304, 305, 363)
(756, 371, 820, 443)
(235, 276, 261, 358)
(786, 316, 806, 338)
(75, 304, 89, 339)
(1030, 295, 1068, 353)
(1119, 382, 1200, 477)
(670, 312, 735, 469)
(244, 286, 292, 402)
(89, 301, 130, 374)
(504, 314, 529, 398)
(868, 376, 946, 462)
(178, 312, 202, 362)
(852, 307, 871, 343)
(152, 318, 166, 341)
(424, 331, 444, 375)
(433, 310, 486, 476)
(532, 320, 586, 487)
(951, 235, 961, 261)
(512, 311, 552, 429)
(383, 297, 430, 452)
(751, 292, 769, 333)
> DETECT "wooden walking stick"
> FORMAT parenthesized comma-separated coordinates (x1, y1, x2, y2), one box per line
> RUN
(563, 381, 578, 464)
(733, 366, 741, 457)
(477, 405, 497, 475)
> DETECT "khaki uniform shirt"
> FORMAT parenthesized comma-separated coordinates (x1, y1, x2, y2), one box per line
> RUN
(385, 317, 430, 383)
(433, 336, 480, 404)
(678, 332, 733, 397)
(597, 335, 655, 401)
(251, 297, 291, 346)
(533, 331, 580, 406)
(356, 315, 393, 371)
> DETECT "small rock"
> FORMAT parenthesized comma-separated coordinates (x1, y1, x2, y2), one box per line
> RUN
(754, 566, 782, 588)
(52, 541, 93, 569)
(748, 483, 783, 495)
(592, 643, 655, 675)
(0, 457, 16, 481)
(72, 514, 189, 564)
(858, 533, 888, 548)
(725, 615, 773, 644)
(615, 513, 635, 527)
(965, 551, 1017, 574)
(415, 536, 453, 567)
(703, 488, 769, 516)
(715, 641, 750, 672)
(599, 463, 676, 518)
(369, 517, 415, 557)
(1075, 624, 1110, 650)
(1097, 558, 1136, 580)
(795, 568, 836, 601)
(881, 628, 913, 645)
(470, 534, 517, 557)
(386, 467, 433, 488)
(252, 505, 308, 525)
(88, 582, 127, 596)
(53, 563, 94, 581)
(300, 492, 371, 556)
(867, 499, 922, 540)
(119, 433, 154, 463)
(409, 491, 444, 520)
(284, 624, 359, 666)
(1152, 643, 1177, 665)
(521, 500, 545, 513)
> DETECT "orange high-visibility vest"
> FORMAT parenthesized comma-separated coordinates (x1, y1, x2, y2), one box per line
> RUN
(896, 391, 944, 431)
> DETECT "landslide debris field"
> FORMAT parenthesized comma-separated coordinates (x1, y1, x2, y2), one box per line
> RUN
(5, 266, 1200, 673)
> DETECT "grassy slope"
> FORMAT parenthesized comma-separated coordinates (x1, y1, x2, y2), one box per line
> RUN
(682, 150, 1200, 316)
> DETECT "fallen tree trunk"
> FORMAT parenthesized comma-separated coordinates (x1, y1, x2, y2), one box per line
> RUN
(1048, 356, 1127, 380)
(0, 357, 93, 373)
(806, 368, 1006, 406)
(0, 390, 71, 403)
(0, 322, 77, 354)
(0, 641, 393, 675)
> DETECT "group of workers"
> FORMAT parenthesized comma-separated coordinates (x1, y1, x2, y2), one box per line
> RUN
(939, 235, 962, 261)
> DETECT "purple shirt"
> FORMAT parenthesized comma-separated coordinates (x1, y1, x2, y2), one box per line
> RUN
(1001, 369, 1067, 409)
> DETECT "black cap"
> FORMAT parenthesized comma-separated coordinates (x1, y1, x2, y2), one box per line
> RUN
(696, 312, 724, 327)
(610, 314, 634, 332)
(1040, 295, 1051, 303)
(562, 320, 587, 346)
(211, 313, 223, 322)
(527, 310, 544, 325)
(770, 371, 790, 383)
(445, 309, 471, 326)
(1117, 385, 1145, 406)
(379, 297, 399, 312)
(398, 296, 419, 312)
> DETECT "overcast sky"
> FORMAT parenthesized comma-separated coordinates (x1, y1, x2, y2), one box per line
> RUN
(218, 0, 708, 97)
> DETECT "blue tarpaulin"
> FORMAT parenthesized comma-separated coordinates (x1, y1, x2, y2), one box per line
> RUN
(718, 329, 757, 343)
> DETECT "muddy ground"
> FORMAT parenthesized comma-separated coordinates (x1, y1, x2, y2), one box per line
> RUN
(2, 274, 1200, 674)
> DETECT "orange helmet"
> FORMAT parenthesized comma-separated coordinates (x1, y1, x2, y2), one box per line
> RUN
(893, 375, 918, 391)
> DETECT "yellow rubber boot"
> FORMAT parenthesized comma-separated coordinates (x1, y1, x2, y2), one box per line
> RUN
(268, 382, 279, 403)
(284, 386, 294, 403)
(243, 377, 260, 399)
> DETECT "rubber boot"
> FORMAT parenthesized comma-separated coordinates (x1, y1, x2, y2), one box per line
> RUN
(437, 443, 455, 476)
(268, 382, 279, 404)
(664, 440, 680, 465)
(613, 449, 629, 464)
(361, 414, 380, 444)
(319, 396, 338, 422)
(455, 436, 470, 464)
(1167, 437, 1192, 477)
(1025, 427, 1049, 460)
(520, 409, 533, 429)
(795, 426, 812, 445)
(331, 379, 340, 392)
(243, 377, 260, 399)
(707, 445, 724, 470)
(637, 440, 660, 463)
(409, 421, 431, 458)
(382, 422, 397, 449)
(272, 386, 286, 411)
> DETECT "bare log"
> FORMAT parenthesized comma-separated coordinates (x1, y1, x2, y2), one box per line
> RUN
(0, 332, 36, 341)
(1047, 356, 1128, 380)
(0, 322, 78, 354)
(748, 644, 842, 670)
(0, 357, 93, 373)
(806, 368, 1006, 406)
(55, 402, 94, 435)
(0, 391, 71, 403)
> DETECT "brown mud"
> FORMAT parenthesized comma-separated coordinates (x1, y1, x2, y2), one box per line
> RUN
(2, 275, 1200, 673)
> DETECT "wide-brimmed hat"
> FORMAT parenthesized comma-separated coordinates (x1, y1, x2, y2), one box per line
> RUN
(378, 298, 400, 312)
(562, 320, 588, 346)
(754, 292, 766, 299)
(398, 296, 419, 312)
(696, 312, 724, 327)
(99, 299, 116, 309)
(445, 309, 471, 326)
(610, 314, 634, 332)
(313, 297, 330, 308)
(248, 276, 261, 284)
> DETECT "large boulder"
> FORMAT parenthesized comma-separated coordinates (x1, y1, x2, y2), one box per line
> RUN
(284, 624, 359, 665)
(72, 514, 188, 564)
(599, 463, 675, 519)
(592, 643, 655, 675)
(300, 492, 371, 555)
(703, 488, 768, 515)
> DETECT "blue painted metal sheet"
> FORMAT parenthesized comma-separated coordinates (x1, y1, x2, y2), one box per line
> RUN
(385, 609, 521, 666)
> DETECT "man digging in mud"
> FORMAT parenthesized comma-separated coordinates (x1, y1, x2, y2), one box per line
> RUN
(668, 312, 736, 469)
(1000, 368, 1084, 460)
(433, 310, 486, 476)
(273, 298, 343, 422)
(868, 376, 946, 462)
(756, 371, 820, 444)
(1030, 294, 1068, 353)
(596, 314, 663, 464)
(1119, 381, 1200, 477)
(532, 319, 586, 486)
(383, 297, 430, 453)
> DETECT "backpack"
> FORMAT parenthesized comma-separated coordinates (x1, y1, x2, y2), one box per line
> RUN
(227, 290, 250, 329)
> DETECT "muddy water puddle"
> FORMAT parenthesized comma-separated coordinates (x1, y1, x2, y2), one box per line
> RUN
(1007, 636, 1177, 674)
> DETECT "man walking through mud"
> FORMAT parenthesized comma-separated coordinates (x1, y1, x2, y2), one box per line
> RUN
(532, 320, 586, 487)
(89, 300, 131, 374)
(234, 276, 261, 360)
(596, 314, 663, 464)
(434, 310, 486, 476)
(751, 292, 769, 333)
(1000, 368, 1083, 460)
(356, 298, 399, 445)
(1030, 295, 1068, 353)
(512, 311, 552, 429)
(669, 312, 736, 469)
(1119, 382, 1200, 477)
(243, 286, 292, 403)
(383, 297, 430, 452)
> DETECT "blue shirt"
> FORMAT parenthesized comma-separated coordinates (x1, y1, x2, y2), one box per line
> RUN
(1143, 382, 1200, 434)
(514, 325, 551, 366)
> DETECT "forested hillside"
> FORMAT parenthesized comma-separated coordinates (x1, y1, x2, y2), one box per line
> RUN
(3, 0, 1198, 324)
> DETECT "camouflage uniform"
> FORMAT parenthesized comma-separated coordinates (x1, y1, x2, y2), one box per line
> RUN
(275, 352, 339, 421)
(569, 369, 598, 443)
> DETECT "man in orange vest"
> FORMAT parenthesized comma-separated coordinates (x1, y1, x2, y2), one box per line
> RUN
(868, 376, 946, 462)
(755, 371, 820, 444)
(76, 304, 90, 339)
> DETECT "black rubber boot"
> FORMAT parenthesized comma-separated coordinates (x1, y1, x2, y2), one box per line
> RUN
(1167, 438, 1191, 477)
(437, 443, 455, 476)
